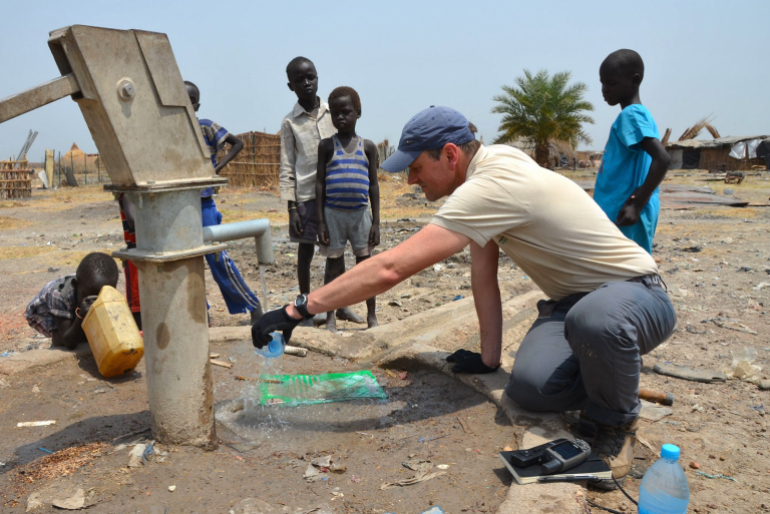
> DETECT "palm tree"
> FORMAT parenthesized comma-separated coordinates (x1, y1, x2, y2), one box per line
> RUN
(492, 70, 594, 167)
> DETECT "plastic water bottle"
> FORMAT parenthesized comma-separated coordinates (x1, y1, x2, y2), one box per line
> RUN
(255, 332, 285, 359)
(638, 444, 690, 514)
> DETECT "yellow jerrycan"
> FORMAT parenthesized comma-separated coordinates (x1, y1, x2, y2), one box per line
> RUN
(82, 285, 144, 378)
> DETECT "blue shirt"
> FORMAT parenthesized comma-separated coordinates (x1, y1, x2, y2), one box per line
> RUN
(594, 104, 660, 254)
(198, 118, 230, 198)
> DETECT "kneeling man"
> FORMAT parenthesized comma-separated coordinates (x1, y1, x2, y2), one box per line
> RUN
(253, 106, 676, 489)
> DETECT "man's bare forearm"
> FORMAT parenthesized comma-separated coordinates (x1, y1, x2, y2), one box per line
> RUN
(471, 241, 502, 368)
(286, 224, 471, 318)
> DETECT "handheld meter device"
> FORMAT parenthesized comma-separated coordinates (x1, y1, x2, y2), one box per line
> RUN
(540, 438, 591, 474)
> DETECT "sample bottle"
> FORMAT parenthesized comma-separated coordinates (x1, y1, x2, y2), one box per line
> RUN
(255, 332, 285, 359)
(638, 443, 690, 514)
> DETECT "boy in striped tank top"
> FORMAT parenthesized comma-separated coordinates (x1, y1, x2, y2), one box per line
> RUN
(316, 86, 380, 332)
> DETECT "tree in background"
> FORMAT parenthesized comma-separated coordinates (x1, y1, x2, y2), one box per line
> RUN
(492, 70, 594, 167)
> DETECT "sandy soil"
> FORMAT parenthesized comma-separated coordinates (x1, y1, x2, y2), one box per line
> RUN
(1, 170, 769, 513)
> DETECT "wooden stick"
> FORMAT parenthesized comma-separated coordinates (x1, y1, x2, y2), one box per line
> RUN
(210, 359, 232, 369)
(284, 345, 307, 357)
(457, 415, 474, 434)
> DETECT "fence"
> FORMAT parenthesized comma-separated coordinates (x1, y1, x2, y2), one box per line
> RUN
(218, 131, 281, 187)
(1, 159, 32, 199)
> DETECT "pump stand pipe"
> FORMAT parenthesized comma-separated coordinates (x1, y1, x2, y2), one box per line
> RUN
(202, 218, 274, 265)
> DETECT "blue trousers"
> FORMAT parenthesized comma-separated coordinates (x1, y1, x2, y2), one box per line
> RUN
(506, 276, 676, 427)
(201, 197, 261, 314)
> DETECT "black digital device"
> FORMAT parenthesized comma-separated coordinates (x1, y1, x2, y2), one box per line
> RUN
(508, 438, 567, 468)
(540, 439, 591, 475)
(508, 438, 591, 475)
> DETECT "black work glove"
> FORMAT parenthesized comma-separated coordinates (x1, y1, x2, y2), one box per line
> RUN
(251, 305, 301, 348)
(446, 349, 500, 374)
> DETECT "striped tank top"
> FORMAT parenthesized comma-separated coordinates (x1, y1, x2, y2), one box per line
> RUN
(325, 134, 369, 210)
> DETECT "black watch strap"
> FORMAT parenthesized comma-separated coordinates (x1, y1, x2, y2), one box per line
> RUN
(294, 294, 311, 319)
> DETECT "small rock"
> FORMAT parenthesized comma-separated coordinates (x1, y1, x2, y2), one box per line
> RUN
(689, 461, 700, 469)
(503, 446, 514, 452)
(168, 485, 176, 492)
(707, 502, 718, 509)
(759, 380, 770, 391)
(32, 385, 40, 394)
(719, 456, 725, 461)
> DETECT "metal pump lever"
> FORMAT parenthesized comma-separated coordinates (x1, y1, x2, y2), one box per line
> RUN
(0, 73, 80, 124)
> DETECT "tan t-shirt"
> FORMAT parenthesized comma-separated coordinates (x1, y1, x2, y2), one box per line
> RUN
(431, 145, 658, 300)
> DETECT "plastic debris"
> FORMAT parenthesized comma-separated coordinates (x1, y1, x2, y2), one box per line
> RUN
(17, 420, 56, 428)
(38, 447, 55, 454)
(128, 444, 147, 468)
(1, 351, 14, 357)
(725, 347, 762, 380)
(452, 295, 463, 301)
(695, 471, 737, 482)
(381, 459, 446, 490)
(168, 485, 176, 492)
(142, 441, 155, 462)
(255, 371, 386, 406)
(303, 455, 346, 482)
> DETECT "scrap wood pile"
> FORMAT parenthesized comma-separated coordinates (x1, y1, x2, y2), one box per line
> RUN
(218, 130, 281, 188)
(0, 160, 32, 200)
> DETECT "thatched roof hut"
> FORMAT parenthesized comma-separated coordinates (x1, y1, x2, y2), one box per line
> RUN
(667, 135, 769, 171)
(63, 143, 100, 174)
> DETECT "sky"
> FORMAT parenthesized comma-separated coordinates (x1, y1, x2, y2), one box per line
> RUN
(0, 0, 768, 161)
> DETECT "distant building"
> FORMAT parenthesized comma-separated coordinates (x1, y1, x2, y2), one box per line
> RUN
(667, 136, 769, 171)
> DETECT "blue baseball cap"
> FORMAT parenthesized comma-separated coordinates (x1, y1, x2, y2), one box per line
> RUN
(381, 106, 475, 172)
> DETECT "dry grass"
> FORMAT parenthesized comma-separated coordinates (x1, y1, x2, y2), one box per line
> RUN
(30, 185, 113, 212)
(218, 207, 289, 225)
(0, 246, 55, 260)
(0, 217, 32, 230)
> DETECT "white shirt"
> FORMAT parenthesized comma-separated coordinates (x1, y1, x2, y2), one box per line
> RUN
(431, 145, 658, 300)
(279, 100, 336, 203)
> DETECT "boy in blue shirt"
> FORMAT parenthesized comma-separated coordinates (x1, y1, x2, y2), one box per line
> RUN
(185, 80, 263, 323)
(594, 49, 671, 254)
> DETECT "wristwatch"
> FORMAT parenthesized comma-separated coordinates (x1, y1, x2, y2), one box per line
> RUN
(293, 294, 311, 319)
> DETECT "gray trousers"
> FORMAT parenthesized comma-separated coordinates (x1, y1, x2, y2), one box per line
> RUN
(505, 276, 676, 427)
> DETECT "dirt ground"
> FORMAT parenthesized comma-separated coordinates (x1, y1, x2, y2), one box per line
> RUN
(1, 170, 769, 513)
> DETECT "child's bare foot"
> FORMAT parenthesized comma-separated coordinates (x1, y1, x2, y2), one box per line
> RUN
(336, 307, 364, 324)
(367, 314, 379, 329)
(326, 311, 337, 333)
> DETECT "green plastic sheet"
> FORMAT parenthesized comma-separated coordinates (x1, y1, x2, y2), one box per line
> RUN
(257, 370, 387, 406)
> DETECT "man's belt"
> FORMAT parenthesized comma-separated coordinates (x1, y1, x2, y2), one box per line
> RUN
(628, 274, 663, 288)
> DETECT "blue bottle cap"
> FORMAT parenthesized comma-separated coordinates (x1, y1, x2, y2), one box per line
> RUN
(660, 444, 680, 460)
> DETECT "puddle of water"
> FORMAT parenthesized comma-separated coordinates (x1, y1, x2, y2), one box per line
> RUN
(215, 350, 394, 451)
